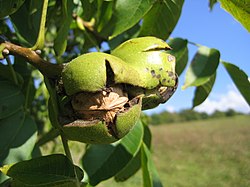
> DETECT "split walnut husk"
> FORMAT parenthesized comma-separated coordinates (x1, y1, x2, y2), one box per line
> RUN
(61, 85, 142, 144)
(59, 37, 178, 144)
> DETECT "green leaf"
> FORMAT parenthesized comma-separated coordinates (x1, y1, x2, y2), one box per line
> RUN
(139, 0, 184, 40)
(0, 154, 83, 187)
(0, 114, 37, 164)
(108, 23, 141, 50)
(0, 112, 37, 184)
(54, 0, 74, 56)
(0, 0, 25, 19)
(10, 0, 43, 46)
(141, 143, 163, 187)
(13, 57, 36, 108)
(168, 37, 188, 76)
(96, 0, 114, 32)
(222, 62, 250, 106)
(101, 0, 154, 38)
(193, 73, 216, 107)
(115, 124, 152, 182)
(0, 81, 25, 119)
(82, 120, 144, 186)
(0, 63, 23, 85)
(0, 110, 24, 160)
(0, 44, 5, 59)
(182, 46, 220, 89)
(45, 78, 60, 129)
(219, 0, 250, 32)
(31, 0, 49, 50)
(80, 0, 98, 21)
(209, 0, 218, 10)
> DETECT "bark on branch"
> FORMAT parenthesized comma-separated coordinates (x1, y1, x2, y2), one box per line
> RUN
(0, 42, 63, 79)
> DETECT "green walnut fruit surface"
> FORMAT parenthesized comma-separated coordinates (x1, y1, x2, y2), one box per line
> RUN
(0, 0, 25, 19)
(62, 52, 141, 96)
(60, 37, 178, 144)
(111, 36, 178, 110)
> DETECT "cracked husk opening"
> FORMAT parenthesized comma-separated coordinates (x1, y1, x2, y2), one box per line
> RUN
(72, 86, 127, 121)
(70, 85, 138, 137)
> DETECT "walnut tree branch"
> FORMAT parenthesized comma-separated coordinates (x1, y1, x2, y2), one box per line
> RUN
(0, 42, 63, 79)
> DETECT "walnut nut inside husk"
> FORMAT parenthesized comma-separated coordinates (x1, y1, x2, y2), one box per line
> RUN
(60, 37, 177, 144)
(61, 86, 142, 144)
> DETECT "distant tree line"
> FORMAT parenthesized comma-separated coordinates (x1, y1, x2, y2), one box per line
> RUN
(145, 109, 248, 125)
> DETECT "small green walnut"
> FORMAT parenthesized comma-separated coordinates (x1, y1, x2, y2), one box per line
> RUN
(0, 0, 25, 19)
(61, 52, 142, 144)
(111, 36, 178, 110)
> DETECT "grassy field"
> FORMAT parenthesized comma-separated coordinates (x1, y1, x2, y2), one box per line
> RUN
(100, 115, 250, 187)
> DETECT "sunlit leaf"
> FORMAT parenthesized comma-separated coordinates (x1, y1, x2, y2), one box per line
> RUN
(0, 154, 83, 187)
(219, 0, 250, 32)
(168, 37, 188, 76)
(82, 120, 144, 186)
(139, 0, 184, 40)
(193, 73, 216, 107)
(182, 46, 220, 89)
(222, 61, 250, 106)
(101, 0, 154, 38)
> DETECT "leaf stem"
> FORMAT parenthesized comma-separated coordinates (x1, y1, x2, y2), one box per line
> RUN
(61, 134, 73, 161)
(31, 0, 49, 50)
(168, 37, 203, 48)
(61, 134, 81, 187)
(6, 56, 18, 85)
(188, 40, 203, 47)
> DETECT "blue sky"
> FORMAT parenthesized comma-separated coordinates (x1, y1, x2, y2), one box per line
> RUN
(144, 1, 250, 114)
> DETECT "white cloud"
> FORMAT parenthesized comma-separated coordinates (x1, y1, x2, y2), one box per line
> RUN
(165, 105, 176, 113)
(194, 85, 250, 114)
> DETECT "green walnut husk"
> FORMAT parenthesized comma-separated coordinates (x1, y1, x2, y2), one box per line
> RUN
(60, 52, 143, 144)
(60, 37, 178, 144)
(62, 97, 141, 144)
(111, 36, 177, 89)
(111, 36, 178, 110)
(62, 52, 144, 96)
(0, 0, 25, 19)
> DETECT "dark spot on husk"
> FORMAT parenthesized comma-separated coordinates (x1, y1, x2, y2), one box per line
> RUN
(168, 71, 174, 77)
(151, 70, 156, 77)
